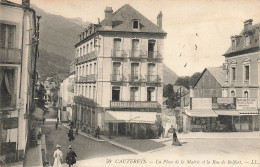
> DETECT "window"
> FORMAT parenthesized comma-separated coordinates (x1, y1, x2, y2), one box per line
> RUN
(245, 35, 251, 47)
(86, 44, 89, 53)
(147, 87, 155, 101)
(133, 20, 139, 29)
(130, 87, 139, 101)
(131, 63, 139, 80)
(113, 38, 122, 57)
(244, 65, 249, 81)
(89, 86, 92, 99)
(93, 86, 96, 100)
(86, 65, 88, 75)
(90, 64, 92, 75)
(112, 62, 121, 81)
(94, 63, 96, 74)
(131, 39, 140, 57)
(83, 46, 85, 55)
(231, 90, 235, 97)
(112, 87, 120, 101)
(0, 67, 18, 109)
(231, 67, 236, 81)
(0, 24, 16, 48)
(90, 42, 93, 52)
(85, 86, 87, 97)
(82, 66, 85, 76)
(244, 91, 249, 98)
(148, 40, 156, 58)
(80, 48, 82, 56)
(231, 39, 236, 51)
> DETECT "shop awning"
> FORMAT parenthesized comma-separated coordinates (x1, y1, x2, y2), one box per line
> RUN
(214, 110, 240, 116)
(237, 110, 259, 115)
(105, 111, 157, 124)
(185, 109, 218, 117)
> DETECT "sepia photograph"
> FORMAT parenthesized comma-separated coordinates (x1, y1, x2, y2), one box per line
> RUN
(0, 0, 260, 166)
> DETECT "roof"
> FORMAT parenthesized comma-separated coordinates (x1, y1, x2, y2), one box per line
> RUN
(193, 67, 226, 87)
(223, 22, 260, 57)
(98, 4, 166, 34)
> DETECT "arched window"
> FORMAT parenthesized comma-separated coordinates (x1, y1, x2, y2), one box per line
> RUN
(231, 91, 235, 97)
(244, 91, 249, 98)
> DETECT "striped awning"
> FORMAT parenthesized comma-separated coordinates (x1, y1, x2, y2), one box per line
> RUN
(214, 110, 240, 116)
(105, 111, 157, 124)
(237, 110, 259, 115)
(185, 109, 218, 117)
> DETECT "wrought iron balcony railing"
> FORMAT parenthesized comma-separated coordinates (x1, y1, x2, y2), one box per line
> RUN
(110, 101, 160, 109)
(110, 74, 125, 82)
(146, 75, 161, 83)
(0, 48, 21, 64)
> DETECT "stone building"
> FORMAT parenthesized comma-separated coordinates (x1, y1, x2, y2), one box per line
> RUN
(0, 0, 38, 162)
(73, 4, 167, 137)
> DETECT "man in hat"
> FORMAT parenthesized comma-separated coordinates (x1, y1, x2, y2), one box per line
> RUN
(53, 144, 63, 167)
(66, 145, 77, 167)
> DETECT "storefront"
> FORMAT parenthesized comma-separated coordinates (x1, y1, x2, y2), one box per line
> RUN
(105, 111, 158, 138)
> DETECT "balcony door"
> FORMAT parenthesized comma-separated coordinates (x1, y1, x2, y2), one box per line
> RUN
(112, 62, 121, 81)
(113, 38, 122, 57)
(130, 87, 139, 101)
(147, 87, 155, 101)
(0, 24, 16, 48)
(131, 39, 140, 57)
(131, 63, 139, 80)
(112, 87, 120, 101)
(148, 40, 155, 58)
(148, 63, 156, 81)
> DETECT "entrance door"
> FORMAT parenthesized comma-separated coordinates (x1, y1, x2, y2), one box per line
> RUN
(118, 123, 126, 135)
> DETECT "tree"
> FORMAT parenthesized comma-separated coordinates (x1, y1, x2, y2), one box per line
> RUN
(163, 84, 180, 109)
(35, 84, 46, 110)
(175, 72, 201, 89)
(163, 84, 173, 97)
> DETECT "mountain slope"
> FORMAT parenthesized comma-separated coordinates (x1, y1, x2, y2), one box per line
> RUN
(163, 64, 179, 85)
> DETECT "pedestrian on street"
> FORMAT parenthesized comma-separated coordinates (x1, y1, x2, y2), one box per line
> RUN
(42, 116, 46, 125)
(53, 144, 63, 167)
(96, 126, 100, 139)
(172, 128, 182, 146)
(55, 121, 58, 130)
(75, 127, 78, 136)
(68, 127, 75, 141)
(66, 145, 77, 167)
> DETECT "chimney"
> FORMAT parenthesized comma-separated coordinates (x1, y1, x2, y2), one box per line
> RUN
(157, 11, 163, 28)
(22, 0, 30, 7)
(244, 19, 253, 29)
(104, 7, 113, 27)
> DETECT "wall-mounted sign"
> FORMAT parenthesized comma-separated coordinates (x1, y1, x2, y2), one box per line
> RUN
(212, 97, 236, 110)
(191, 98, 212, 110)
(236, 98, 257, 110)
(3, 117, 18, 129)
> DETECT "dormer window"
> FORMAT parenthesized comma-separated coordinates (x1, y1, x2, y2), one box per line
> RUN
(132, 19, 139, 29)
(245, 35, 251, 47)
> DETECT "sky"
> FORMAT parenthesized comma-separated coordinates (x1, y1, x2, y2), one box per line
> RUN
(13, 0, 260, 76)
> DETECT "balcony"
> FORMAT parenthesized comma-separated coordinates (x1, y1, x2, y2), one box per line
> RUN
(86, 74, 97, 82)
(147, 51, 162, 62)
(0, 48, 21, 64)
(130, 50, 146, 60)
(112, 50, 126, 59)
(110, 101, 160, 109)
(146, 75, 161, 83)
(110, 74, 125, 82)
(129, 74, 145, 83)
(76, 50, 97, 64)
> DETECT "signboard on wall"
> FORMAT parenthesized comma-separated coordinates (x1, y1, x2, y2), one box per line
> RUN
(191, 98, 212, 110)
(3, 117, 18, 130)
(236, 98, 257, 110)
(212, 97, 236, 110)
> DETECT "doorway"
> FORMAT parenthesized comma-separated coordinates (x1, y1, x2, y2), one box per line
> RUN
(118, 123, 126, 135)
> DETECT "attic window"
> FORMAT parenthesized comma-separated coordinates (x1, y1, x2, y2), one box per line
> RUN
(245, 35, 251, 47)
(133, 20, 139, 29)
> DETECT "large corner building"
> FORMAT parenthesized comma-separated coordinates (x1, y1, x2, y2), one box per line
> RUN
(73, 4, 166, 137)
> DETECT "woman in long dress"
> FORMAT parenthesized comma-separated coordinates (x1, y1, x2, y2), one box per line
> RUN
(53, 144, 63, 167)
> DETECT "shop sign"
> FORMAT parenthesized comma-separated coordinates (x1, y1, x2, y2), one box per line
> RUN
(191, 98, 212, 110)
(3, 117, 18, 130)
(236, 98, 257, 110)
(212, 97, 236, 110)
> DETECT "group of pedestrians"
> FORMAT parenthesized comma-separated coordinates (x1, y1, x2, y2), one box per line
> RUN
(53, 144, 77, 167)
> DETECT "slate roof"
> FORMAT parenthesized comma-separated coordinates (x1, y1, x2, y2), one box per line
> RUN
(206, 67, 226, 86)
(98, 4, 166, 34)
(223, 23, 260, 57)
(193, 67, 226, 88)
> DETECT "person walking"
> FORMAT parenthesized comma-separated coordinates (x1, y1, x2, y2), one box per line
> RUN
(68, 127, 74, 141)
(172, 128, 182, 146)
(96, 126, 100, 139)
(55, 121, 58, 130)
(75, 127, 78, 136)
(42, 115, 46, 125)
(66, 145, 77, 167)
(53, 144, 63, 167)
